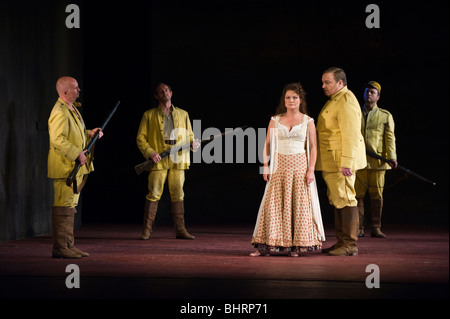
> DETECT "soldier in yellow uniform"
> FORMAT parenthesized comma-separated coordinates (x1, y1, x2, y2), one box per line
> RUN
(356, 81, 397, 238)
(48, 76, 102, 258)
(316, 67, 367, 256)
(136, 83, 199, 240)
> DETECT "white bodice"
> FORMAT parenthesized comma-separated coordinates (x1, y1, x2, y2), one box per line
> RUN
(275, 115, 310, 155)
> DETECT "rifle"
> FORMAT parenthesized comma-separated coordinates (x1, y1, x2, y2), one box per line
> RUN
(134, 126, 247, 175)
(66, 101, 121, 193)
(366, 149, 436, 186)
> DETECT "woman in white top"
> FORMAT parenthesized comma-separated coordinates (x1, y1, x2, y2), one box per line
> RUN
(250, 83, 325, 256)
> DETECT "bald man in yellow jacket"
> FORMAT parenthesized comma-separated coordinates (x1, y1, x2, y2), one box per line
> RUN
(316, 67, 367, 256)
(137, 83, 199, 240)
(48, 76, 102, 258)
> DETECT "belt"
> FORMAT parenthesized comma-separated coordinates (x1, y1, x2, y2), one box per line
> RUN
(165, 140, 176, 145)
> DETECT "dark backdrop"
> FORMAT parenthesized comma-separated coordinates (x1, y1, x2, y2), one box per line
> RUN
(81, 0, 449, 226)
(0, 1, 448, 242)
(0, 0, 84, 241)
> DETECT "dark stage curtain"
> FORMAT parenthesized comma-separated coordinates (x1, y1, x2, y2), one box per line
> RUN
(0, 1, 83, 241)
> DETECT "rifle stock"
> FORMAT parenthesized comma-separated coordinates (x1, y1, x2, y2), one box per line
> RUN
(134, 160, 152, 175)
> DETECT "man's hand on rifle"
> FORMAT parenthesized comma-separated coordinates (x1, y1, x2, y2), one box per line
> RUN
(191, 139, 200, 152)
(77, 150, 88, 166)
(77, 128, 103, 166)
(149, 152, 162, 163)
(89, 127, 103, 139)
(389, 159, 398, 169)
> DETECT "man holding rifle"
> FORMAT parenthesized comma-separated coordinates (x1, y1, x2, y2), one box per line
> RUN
(136, 82, 199, 240)
(356, 81, 397, 238)
(48, 76, 103, 258)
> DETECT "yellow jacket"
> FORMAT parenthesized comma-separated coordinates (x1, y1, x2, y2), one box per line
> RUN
(136, 105, 194, 170)
(48, 98, 94, 178)
(316, 86, 367, 172)
(361, 105, 396, 170)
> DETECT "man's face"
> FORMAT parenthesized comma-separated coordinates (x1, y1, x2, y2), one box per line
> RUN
(155, 84, 172, 103)
(321, 72, 343, 97)
(364, 87, 380, 104)
(65, 79, 80, 103)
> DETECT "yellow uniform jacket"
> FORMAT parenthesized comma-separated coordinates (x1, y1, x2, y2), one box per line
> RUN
(316, 86, 367, 172)
(361, 105, 396, 170)
(136, 105, 194, 170)
(48, 98, 94, 178)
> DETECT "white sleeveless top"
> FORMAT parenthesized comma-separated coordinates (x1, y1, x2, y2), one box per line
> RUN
(274, 114, 312, 155)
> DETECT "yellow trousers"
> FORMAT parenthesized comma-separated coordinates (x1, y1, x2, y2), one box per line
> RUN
(355, 169, 385, 200)
(322, 171, 357, 209)
(53, 174, 84, 208)
(147, 168, 185, 202)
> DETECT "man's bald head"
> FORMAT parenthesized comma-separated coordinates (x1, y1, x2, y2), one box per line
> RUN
(56, 76, 75, 95)
(56, 76, 80, 105)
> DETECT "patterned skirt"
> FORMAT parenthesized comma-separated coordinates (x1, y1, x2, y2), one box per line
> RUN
(251, 153, 322, 254)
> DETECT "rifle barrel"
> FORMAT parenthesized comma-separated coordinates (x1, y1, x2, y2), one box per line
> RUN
(366, 149, 436, 186)
(66, 101, 120, 188)
(85, 101, 121, 155)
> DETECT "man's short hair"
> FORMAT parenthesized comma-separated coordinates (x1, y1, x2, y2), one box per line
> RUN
(154, 82, 172, 94)
(323, 67, 347, 86)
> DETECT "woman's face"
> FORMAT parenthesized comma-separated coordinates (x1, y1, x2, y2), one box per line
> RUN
(284, 90, 301, 111)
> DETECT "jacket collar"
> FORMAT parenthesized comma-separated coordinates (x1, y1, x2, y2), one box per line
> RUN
(156, 104, 180, 134)
(362, 104, 378, 115)
(330, 85, 348, 101)
(157, 104, 175, 115)
(58, 97, 85, 130)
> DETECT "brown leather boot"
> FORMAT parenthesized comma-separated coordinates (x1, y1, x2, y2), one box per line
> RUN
(65, 207, 89, 257)
(51, 207, 82, 259)
(328, 206, 359, 256)
(140, 200, 158, 240)
(370, 199, 386, 238)
(171, 201, 195, 239)
(357, 198, 365, 237)
(322, 208, 343, 253)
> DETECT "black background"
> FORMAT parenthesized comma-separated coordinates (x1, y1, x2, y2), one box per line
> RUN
(79, 0, 448, 226)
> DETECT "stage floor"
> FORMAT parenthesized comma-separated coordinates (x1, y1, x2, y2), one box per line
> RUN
(0, 223, 448, 300)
